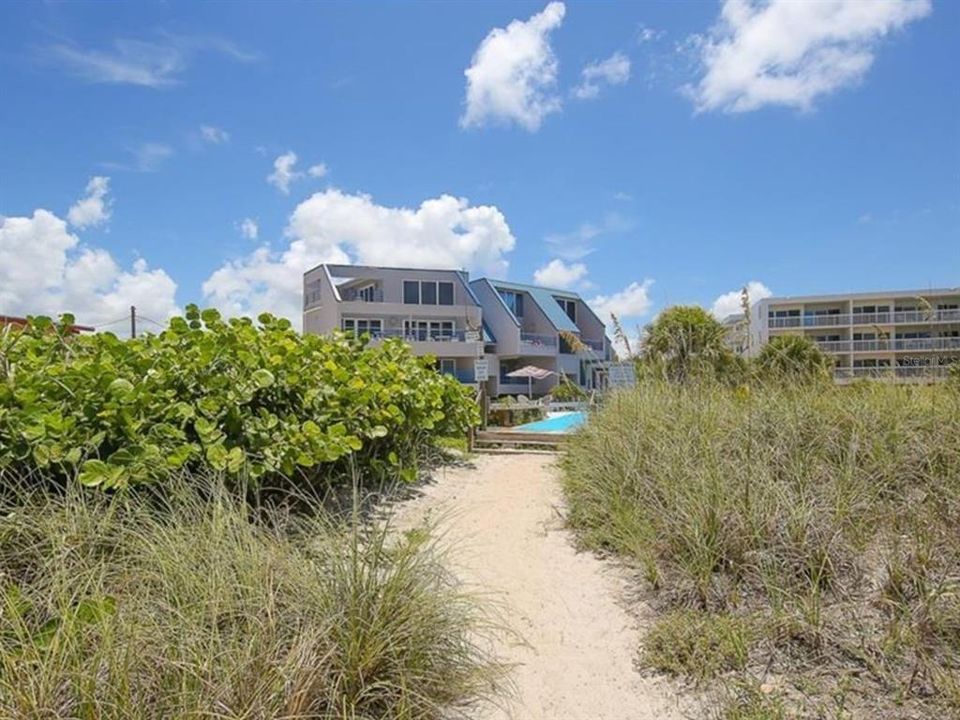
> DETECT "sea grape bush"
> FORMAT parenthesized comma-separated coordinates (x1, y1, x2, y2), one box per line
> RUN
(0, 306, 478, 489)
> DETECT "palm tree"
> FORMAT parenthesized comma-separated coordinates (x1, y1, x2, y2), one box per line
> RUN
(755, 334, 832, 383)
(642, 305, 740, 383)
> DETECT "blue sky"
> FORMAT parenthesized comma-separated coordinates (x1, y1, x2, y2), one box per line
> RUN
(1, 0, 957, 331)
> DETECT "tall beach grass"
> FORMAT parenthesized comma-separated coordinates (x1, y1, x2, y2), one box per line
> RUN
(0, 473, 501, 719)
(561, 380, 959, 717)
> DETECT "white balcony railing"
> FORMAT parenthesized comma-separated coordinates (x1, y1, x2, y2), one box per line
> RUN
(816, 338, 960, 353)
(834, 366, 953, 380)
(769, 308, 960, 329)
(520, 332, 558, 350)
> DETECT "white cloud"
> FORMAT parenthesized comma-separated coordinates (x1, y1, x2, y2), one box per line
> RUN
(533, 259, 587, 289)
(686, 0, 932, 113)
(200, 125, 229, 144)
(588, 279, 654, 322)
(41, 34, 255, 88)
(238, 217, 259, 240)
(613, 191, 633, 202)
(710, 280, 772, 319)
(572, 51, 631, 100)
(544, 212, 632, 261)
(67, 176, 112, 229)
(203, 189, 516, 324)
(307, 163, 328, 178)
(0, 209, 178, 331)
(460, 2, 566, 131)
(267, 151, 302, 194)
(637, 25, 665, 44)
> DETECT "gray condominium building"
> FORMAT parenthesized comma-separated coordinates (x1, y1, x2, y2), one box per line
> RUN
(302, 263, 612, 395)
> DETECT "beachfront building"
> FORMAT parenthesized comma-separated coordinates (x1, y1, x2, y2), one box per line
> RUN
(469, 279, 611, 396)
(302, 263, 611, 395)
(749, 288, 960, 382)
(303, 263, 489, 384)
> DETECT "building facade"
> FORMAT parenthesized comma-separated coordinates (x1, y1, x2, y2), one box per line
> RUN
(302, 263, 611, 395)
(749, 288, 960, 381)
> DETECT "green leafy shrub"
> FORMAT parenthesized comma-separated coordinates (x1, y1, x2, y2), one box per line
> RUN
(551, 378, 587, 402)
(0, 474, 500, 717)
(0, 307, 478, 490)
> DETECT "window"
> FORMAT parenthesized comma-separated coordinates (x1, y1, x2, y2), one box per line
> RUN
(438, 282, 454, 306)
(499, 290, 524, 318)
(342, 319, 382, 336)
(403, 280, 455, 306)
(438, 359, 456, 376)
(421, 281, 437, 305)
(404, 320, 455, 341)
(403, 281, 419, 304)
(556, 298, 576, 322)
(357, 284, 377, 302)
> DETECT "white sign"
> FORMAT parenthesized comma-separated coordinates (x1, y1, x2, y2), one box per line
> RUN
(474, 358, 490, 382)
(465, 330, 481, 342)
(607, 362, 636, 388)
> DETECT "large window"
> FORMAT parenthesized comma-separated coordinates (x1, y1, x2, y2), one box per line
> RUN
(556, 297, 576, 322)
(403, 280, 455, 306)
(342, 318, 382, 336)
(404, 320, 454, 341)
(499, 290, 524, 318)
(403, 281, 420, 305)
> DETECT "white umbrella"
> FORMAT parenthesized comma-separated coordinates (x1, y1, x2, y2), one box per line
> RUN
(505, 365, 555, 398)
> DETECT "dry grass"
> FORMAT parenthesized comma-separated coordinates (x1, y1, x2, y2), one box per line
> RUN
(561, 380, 960, 718)
(0, 474, 502, 719)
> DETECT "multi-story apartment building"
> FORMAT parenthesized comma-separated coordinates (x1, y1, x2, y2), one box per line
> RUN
(469, 278, 610, 395)
(302, 263, 611, 395)
(749, 288, 960, 381)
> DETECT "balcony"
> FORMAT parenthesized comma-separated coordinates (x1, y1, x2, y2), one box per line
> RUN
(582, 338, 606, 353)
(520, 332, 558, 353)
(341, 287, 384, 302)
(770, 308, 960, 330)
(834, 366, 952, 381)
(441, 368, 476, 383)
(816, 338, 960, 353)
(377, 328, 474, 342)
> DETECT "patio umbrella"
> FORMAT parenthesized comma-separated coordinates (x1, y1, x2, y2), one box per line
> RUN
(505, 365, 555, 398)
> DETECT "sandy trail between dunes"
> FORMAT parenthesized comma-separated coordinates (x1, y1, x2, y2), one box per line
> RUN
(393, 453, 686, 720)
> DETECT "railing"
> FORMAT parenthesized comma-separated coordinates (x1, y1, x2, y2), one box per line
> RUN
(835, 366, 952, 380)
(816, 338, 960, 353)
(519, 332, 557, 350)
(376, 328, 474, 342)
(341, 288, 384, 302)
(583, 339, 606, 352)
(441, 368, 476, 383)
(770, 308, 960, 329)
(499, 375, 531, 385)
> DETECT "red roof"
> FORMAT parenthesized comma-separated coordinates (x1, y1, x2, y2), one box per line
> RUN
(0, 315, 95, 334)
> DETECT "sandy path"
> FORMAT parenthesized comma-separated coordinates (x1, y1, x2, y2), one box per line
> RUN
(394, 453, 685, 720)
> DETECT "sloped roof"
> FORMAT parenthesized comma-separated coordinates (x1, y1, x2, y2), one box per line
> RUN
(485, 279, 581, 333)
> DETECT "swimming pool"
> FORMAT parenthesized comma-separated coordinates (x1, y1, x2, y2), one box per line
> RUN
(514, 411, 586, 433)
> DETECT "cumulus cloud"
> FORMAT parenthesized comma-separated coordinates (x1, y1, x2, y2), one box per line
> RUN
(533, 259, 588, 289)
(238, 217, 258, 240)
(203, 189, 516, 324)
(685, 0, 931, 113)
(67, 176, 112, 229)
(267, 151, 301, 194)
(572, 51, 631, 100)
(461, 2, 566, 131)
(199, 125, 229, 144)
(710, 280, 772, 319)
(588, 279, 655, 323)
(0, 209, 178, 330)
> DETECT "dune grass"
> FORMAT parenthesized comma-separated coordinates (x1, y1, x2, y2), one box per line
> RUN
(0, 474, 501, 719)
(561, 380, 960, 718)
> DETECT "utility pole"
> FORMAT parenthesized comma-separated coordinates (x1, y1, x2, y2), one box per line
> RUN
(130, 305, 137, 339)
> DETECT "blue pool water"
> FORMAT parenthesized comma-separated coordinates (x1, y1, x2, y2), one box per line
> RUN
(514, 411, 586, 433)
